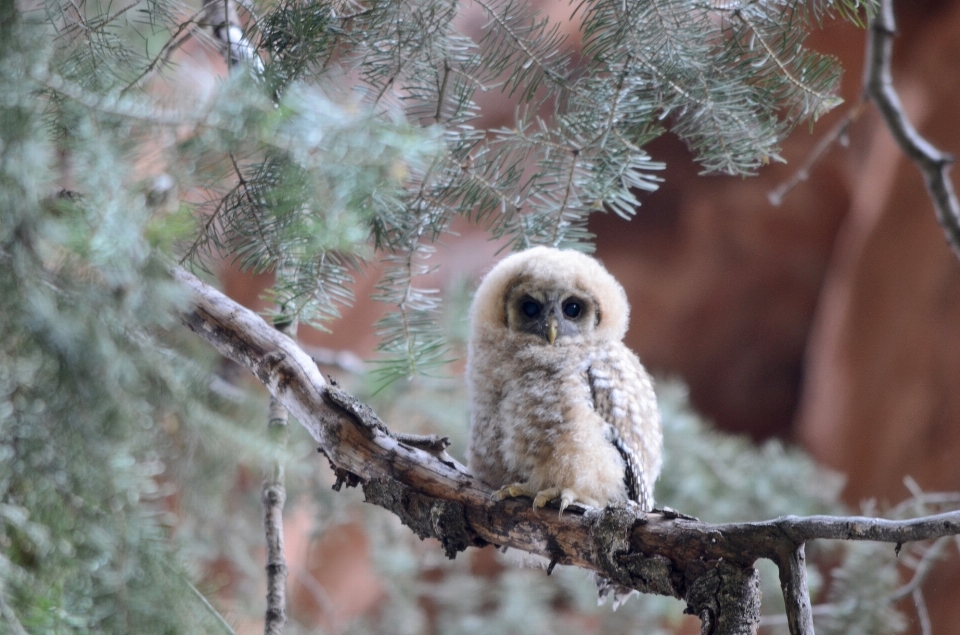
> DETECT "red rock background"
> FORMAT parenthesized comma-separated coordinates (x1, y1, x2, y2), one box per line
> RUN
(213, 1, 960, 632)
(591, 1, 960, 632)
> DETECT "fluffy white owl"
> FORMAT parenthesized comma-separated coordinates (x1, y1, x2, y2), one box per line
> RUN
(466, 246, 662, 515)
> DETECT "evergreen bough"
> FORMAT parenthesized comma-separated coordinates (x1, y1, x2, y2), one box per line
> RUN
(4, 1, 940, 634)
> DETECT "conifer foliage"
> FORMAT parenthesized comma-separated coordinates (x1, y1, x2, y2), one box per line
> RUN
(3, 0, 936, 634)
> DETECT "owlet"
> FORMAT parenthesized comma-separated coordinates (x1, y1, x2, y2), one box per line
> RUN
(466, 246, 662, 514)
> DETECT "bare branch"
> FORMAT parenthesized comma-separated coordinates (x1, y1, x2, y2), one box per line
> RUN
(262, 316, 295, 635)
(913, 588, 932, 635)
(888, 536, 951, 601)
(768, 100, 866, 206)
(865, 0, 960, 261)
(777, 544, 815, 635)
(172, 266, 960, 635)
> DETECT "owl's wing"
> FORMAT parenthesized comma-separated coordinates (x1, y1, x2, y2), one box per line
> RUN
(588, 345, 662, 511)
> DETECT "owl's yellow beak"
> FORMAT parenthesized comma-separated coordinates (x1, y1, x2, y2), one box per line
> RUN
(547, 316, 558, 345)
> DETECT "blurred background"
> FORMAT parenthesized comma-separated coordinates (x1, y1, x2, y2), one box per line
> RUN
(204, 1, 960, 634)
(7, 0, 960, 635)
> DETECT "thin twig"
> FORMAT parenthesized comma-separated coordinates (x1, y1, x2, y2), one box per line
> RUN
(759, 603, 836, 627)
(888, 492, 960, 517)
(913, 588, 932, 635)
(291, 567, 337, 619)
(120, 7, 208, 95)
(263, 313, 296, 635)
(263, 260, 299, 635)
(888, 536, 951, 601)
(768, 100, 867, 206)
(864, 0, 960, 261)
(185, 578, 240, 635)
(777, 544, 815, 635)
(762, 535, 954, 629)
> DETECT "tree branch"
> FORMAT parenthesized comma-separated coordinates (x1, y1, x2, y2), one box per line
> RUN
(172, 267, 960, 635)
(865, 0, 960, 261)
(262, 317, 295, 635)
(777, 544, 814, 635)
(767, 100, 866, 207)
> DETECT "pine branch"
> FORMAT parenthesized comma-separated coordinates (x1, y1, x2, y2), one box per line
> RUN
(120, 6, 207, 96)
(472, 0, 574, 102)
(864, 0, 960, 261)
(730, 9, 839, 119)
(174, 267, 960, 635)
(0, 586, 29, 635)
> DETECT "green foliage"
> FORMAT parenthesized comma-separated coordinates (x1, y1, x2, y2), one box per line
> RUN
(0, 8, 240, 634)
(20, 0, 877, 381)
(656, 382, 846, 522)
(186, 0, 875, 379)
(4, 0, 927, 634)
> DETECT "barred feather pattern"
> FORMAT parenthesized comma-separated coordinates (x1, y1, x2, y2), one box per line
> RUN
(587, 347, 661, 609)
(588, 349, 661, 512)
(466, 247, 663, 610)
(466, 247, 662, 511)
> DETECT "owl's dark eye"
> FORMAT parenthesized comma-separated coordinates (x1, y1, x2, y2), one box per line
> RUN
(521, 300, 541, 318)
(563, 300, 582, 319)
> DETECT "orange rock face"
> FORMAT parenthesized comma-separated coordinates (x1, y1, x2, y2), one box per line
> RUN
(592, 2, 960, 500)
(591, 3, 960, 632)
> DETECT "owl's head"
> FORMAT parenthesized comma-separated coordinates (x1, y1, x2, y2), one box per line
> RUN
(470, 246, 630, 345)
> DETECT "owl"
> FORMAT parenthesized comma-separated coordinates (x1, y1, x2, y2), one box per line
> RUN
(466, 246, 662, 515)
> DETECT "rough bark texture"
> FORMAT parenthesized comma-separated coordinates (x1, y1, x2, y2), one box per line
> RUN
(262, 479, 288, 635)
(262, 319, 294, 635)
(174, 267, 960, 635)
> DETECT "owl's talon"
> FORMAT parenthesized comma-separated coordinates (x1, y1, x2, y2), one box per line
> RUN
(492, 483, 531, 501)
(529, 487, 582, 517)
(557, 489, 580, 517)
(532, 487, 561, 509)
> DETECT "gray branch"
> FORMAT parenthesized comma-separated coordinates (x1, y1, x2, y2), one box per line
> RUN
(173, 267, 960, 635)
(262, 317, 294, 635)
(865, 0, 960, 260)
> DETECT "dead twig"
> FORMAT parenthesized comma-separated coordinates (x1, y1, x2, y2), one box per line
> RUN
(864, 0, 960, 260)
(768, 100, 867, 206)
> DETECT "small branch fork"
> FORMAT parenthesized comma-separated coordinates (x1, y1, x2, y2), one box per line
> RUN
(772, 0, 960, 262)
(173, 267, 960, 635)
(864, 0, 960, 261)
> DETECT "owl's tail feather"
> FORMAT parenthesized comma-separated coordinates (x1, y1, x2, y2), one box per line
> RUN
(595, 574, 638, 610)
(500, 546, 552, 570)
(500, 548, 639, 610)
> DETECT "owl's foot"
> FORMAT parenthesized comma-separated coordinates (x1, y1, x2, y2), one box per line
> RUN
(532, 487, 579, 518)
(491, 483, 579, 518)
(491, 482, 535, 502)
